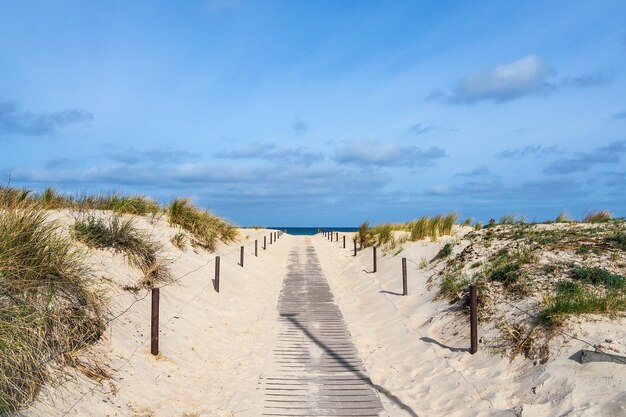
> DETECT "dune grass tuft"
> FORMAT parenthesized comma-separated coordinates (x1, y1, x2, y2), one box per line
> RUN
(571, 266, 625, 289)
(0, 186, 161, 216)
(72, 214, 169, 287)
(170, 231, 188, 250)
(0, 209, 103, 414)
(554, 211, 571, 223)
(539, 281, 626, 326)
(435, 242, 454, 260)
(582, 210, 612, 223)
(166, 198, 237, 251)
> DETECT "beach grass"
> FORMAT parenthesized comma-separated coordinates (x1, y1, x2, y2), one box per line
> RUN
(583, 210, 612, 223)
(0, 208, 103, 414)
(166, 198, 237, 251)
(72, 214, 170, 287)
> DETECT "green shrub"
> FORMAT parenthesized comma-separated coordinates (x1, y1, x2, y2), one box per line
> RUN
(571, 266, 625, 289)
(436, 243, 453, 259)
(606, 232, 626, 250)
(539, 281, 626, 326)
(485, 247, 535, 294)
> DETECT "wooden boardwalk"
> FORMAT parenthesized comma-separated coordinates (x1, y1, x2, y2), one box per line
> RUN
(259, 246, 384, 416)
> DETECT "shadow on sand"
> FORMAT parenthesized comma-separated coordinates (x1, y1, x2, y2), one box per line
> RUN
(380, 290, 404, 296)
(282, 313, 419, 417)
(420, 336, 469, 353)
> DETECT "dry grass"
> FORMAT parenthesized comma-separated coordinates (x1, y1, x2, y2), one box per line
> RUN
(170, 231, 188, 250)
(407, 213, 457, 241)
(356, 213, 459, 251)
(72, 214, 170, 287)
(0, 208, 104, 414)
(0, 186, 160, 216)
(166, 198, 237, 251)
(582, 210, 612, 223)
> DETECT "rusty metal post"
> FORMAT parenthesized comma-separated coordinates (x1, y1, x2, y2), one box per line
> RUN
(255, 239, 258, 257)
(353, 239, 357, 256)
(343, 235, 346, 248)
(402, 257, 408, 296)
(373, 246, 377, 273)
(214, 256, 220, 293)
(151, 287, 159, 356)
(470, 285, 478, 354)
(240, 246, 244, 267)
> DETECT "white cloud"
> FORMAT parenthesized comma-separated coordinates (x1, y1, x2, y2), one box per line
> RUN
(447, 55, 554, 103)
(333, 140, 446, 167)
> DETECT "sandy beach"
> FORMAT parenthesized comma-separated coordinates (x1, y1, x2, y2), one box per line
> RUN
(19, 216, 625, 417)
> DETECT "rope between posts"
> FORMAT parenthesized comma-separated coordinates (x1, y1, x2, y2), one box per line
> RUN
(32, 231, 284, 415)
(319, 231, 626, 365)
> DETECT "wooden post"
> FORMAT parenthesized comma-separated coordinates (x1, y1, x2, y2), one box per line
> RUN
(343, 235, 346, 248)
(264, 236, 267, 250)
(373, 246, 377, 273)
(270, 233, 273, 244)
(240, 246, 244, 267)
(336, 232, 339, 241)
(214, 256, 220, 293)
(151, 287, 159, 356)
(402, 257, 408, 296)
(470, 285, 478, 354)
(353, 239, 357, 257)
(255, 239, 258, 257)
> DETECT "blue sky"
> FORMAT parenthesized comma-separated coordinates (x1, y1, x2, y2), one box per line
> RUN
(1, 1, 625, 226)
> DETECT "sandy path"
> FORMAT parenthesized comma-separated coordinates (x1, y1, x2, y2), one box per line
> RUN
(311, 233, 626, 417)
(242, 240, 385, 416)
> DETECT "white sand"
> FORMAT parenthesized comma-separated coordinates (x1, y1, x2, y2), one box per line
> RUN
(23, 221, 626, 416)
(313, 233, 626, 417)
(26, 213, 290, 417)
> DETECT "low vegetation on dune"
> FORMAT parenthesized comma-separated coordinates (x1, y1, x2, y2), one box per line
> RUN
(355, 213, 459, 253)
(0, 186, 161, 216)
(166, 198, 237, 251)
(0, 186, 238, 413)
(1, 185, 238, 253)
(437, 216, 626, 361)
(72, 214, 170, 287)
(0, 209, 104, 414)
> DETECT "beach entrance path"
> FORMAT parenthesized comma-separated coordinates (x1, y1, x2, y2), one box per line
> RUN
(253, 243, 386, 416)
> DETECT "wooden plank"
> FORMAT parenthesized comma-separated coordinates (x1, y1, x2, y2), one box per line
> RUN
(261, 246, 384, 415)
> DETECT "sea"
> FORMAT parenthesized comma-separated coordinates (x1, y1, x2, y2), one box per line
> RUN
(267, 227, 358, 236)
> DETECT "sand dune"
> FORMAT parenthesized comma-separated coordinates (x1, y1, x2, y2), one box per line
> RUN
(22, 219, 626, 416)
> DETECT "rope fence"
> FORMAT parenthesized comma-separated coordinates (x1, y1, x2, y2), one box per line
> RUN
(23, 229, 286, 415)
(317, 230, 625, 363)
